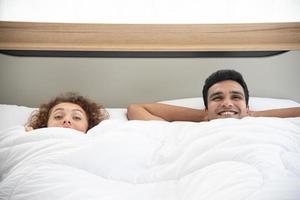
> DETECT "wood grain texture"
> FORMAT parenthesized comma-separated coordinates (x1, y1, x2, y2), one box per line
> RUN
(0, 21, 300, 51)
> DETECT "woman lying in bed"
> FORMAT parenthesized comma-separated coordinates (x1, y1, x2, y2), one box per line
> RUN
(127, 69, 300, 121)
(25, 92, 108, 133)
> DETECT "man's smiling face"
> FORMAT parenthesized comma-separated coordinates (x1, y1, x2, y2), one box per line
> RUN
(206, 80, 249, 120)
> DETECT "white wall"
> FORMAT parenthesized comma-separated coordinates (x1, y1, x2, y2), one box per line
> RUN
(0, 51, 299, 108)
(1, 1, 299, 107)
(1, 0, 300, 23)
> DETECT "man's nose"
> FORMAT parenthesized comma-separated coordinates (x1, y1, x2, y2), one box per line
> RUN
(221, 98, 233, 107)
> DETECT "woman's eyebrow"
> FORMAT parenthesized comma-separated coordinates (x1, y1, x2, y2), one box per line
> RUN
(52, 108, 64, 113)
(72, 109, 85, 114)
(52, 108, 84, 115)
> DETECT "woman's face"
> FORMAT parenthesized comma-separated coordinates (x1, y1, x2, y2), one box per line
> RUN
(47, 102, 89, 133)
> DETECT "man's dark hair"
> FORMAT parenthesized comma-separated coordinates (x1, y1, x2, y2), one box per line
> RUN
(202, 69, 249, 109)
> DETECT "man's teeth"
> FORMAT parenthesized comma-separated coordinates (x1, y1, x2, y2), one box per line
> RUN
(220, 111, 236, 115)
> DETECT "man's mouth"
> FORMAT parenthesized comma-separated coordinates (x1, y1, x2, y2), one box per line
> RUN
(218, 110, 238, 117)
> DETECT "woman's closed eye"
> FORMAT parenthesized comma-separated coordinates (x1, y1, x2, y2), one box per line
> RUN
(54, 115, 63, 120)
(73, 115, 82, 121)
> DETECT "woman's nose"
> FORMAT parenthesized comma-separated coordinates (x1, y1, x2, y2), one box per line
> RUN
(63, 120, 71, 124)
(63, 117, 72, 124)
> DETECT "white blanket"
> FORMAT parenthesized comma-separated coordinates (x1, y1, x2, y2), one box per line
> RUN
(1, 117, 300, 200)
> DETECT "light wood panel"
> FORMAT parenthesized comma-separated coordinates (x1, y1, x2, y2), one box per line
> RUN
(0, 21, 300, 51)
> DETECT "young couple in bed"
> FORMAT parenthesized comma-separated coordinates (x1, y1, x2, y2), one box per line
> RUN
(25, 69, 300, 134)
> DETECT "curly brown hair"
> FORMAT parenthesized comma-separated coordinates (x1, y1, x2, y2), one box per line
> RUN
(26, 92, 108, 132)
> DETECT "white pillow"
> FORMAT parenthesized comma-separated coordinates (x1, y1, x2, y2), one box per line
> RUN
(105, 108, 127, 121)
(159, 97, 300, 110)
(0, 105, 127, 131)
(0, 104, 36, 131)
(159, 97, 204, 109)
(249, 97, 300, 110)
(0, 97, 299, 131)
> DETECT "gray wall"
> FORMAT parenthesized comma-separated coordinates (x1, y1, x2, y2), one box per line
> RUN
(0, 51, 299, 108)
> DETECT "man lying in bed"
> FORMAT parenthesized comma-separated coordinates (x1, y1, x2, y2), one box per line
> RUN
(127, 69, 300, 121)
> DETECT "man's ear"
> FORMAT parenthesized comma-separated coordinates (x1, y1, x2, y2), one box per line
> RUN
(246, 105, 256, 117)
(246, 105, 250, 115)
(204, 108, 209, 121)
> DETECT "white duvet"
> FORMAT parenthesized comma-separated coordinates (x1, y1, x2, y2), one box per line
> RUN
(1, 117, 300, 200)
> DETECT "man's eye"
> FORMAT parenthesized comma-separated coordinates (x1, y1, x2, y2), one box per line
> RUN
(232, 96, 242, 100)
(212, 97, 222, 101)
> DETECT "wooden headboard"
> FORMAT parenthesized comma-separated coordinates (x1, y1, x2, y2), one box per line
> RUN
(1, 21, 300, 51)
(1, 21, 300, 107)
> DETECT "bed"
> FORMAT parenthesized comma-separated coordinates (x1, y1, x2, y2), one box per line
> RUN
(1, 97, 300, 200)
(1, 8, 300, 199)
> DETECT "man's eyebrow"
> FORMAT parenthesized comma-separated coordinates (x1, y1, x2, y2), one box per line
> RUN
(230, 90, 245, 96)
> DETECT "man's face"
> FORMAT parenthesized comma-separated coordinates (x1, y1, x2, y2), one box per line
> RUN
(206, 80, 249, 120)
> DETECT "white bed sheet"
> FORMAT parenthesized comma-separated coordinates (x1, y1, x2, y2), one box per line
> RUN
(0, 117, 300, 200)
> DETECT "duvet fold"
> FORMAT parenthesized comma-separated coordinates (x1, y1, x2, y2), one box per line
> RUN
(0, 117, 300, 200)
